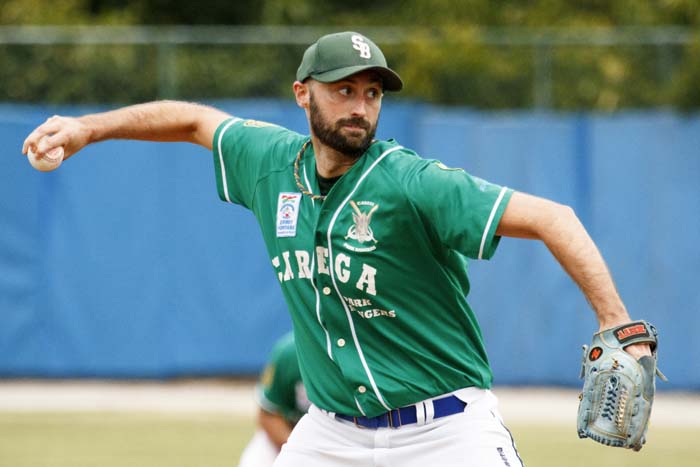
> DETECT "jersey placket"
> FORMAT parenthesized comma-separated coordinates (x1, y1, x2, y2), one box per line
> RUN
(311, 146, 403, 416)
(313, 176, 379, 415)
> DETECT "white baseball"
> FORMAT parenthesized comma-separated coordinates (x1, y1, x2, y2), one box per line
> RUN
(28, 144, 64, 172)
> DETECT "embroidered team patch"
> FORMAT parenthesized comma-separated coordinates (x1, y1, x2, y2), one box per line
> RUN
(343, 200, 379, 252)
(276, 192, 302, 238)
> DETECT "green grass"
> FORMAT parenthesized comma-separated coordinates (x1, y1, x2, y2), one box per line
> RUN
(0, 412, 256, 467)
(511, 424, 700, 467)
(0, 413, 698, 467)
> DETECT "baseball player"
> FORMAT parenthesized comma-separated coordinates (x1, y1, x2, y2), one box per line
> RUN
(239, 331, 309, 467)
(23, 31, 651, 467)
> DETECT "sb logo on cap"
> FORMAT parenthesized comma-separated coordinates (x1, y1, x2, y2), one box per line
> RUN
(351, 35, 372, 59)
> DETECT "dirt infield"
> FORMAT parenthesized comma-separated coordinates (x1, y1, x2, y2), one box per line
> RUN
(0, 380, 697, 427)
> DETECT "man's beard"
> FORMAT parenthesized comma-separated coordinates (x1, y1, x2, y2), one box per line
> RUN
(309, 94, 377, 159)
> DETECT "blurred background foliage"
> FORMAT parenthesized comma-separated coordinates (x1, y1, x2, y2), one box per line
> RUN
(1, 0, 699, 109)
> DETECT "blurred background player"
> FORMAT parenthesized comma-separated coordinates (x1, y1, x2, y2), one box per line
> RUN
(238, 332, 309, 467)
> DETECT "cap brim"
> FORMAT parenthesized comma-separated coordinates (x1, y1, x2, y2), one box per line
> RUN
(310, 65, 403, 92)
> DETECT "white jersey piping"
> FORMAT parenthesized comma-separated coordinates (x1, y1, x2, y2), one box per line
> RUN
(308, 252, 333, 360)
(302, 164, 331, 357)
(216, 118, 241, 204)
(478, 186, 508, 260)
(354, 397, 367, 416)
(326, 145, 403, 413)
(304, 166, 333, 360)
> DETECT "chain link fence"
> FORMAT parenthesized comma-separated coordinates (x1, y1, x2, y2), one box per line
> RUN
(2, 25, 699, 109)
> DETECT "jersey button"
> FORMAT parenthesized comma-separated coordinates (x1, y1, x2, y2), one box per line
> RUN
(322, 286, 332, 295)
(358, 385, 367, 394)
(337, 338, 346, 347)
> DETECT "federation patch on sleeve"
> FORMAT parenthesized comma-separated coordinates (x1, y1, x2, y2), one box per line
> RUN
(276, 192, 302, 238)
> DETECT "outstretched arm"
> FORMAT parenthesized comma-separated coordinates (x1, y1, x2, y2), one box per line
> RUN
(22, 100, 231, 160)
(496, 191, 651, 359)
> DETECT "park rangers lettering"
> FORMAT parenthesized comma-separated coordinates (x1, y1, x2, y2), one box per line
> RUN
(343, 297, 396, 319)
(272, 249, 378, 296)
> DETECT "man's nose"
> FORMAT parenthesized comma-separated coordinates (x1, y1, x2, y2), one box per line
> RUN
(349, 95, 368, 117)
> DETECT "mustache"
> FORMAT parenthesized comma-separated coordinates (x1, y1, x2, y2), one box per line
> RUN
(336, 117, 371, 130)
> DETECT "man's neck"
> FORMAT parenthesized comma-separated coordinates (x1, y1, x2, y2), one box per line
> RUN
(311, 137, 362, 179)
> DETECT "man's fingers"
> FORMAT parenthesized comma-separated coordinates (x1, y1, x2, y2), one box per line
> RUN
(47, 131, 70, 150)
(625, 342, 652, 360)
(37, 133, 62, 153)
(22, 120, 63, 154)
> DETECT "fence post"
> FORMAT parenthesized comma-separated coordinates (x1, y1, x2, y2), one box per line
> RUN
(534, 41, 552, 109)
(157, 42, 177, 99)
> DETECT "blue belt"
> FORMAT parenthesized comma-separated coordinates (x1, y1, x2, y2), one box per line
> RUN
(335, 395, 466, 429)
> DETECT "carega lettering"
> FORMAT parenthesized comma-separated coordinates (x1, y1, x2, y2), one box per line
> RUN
(271, 248, 377, 296)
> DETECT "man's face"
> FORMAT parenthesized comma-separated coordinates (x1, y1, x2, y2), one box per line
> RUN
(307, 71, 383, 159)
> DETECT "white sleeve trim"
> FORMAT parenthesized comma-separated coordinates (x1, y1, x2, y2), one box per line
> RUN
(256, 385, 284, 415)
(216, 117, 241, 204)
(478, 186, 509, 260)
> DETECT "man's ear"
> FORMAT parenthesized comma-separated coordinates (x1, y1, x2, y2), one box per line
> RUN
(293, 81, 310, 109)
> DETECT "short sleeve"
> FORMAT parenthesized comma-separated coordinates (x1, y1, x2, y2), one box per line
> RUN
(211, 118, 303, 209)
(406, 160, 513, 260)
(255, 334, 300, 418)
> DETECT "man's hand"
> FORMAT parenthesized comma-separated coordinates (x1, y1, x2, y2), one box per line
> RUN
(623, 341, 653, 360)
(23, 115, 91, 162)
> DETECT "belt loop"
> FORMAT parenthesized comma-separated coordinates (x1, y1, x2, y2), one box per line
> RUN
(416, 402, 426, 426)
(387, 409, 403, 428)
(353, 416, 365, 429)
(425, 399, 435, 424)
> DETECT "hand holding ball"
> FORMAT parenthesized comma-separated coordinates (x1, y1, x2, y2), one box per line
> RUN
(27, 142, 64, 172)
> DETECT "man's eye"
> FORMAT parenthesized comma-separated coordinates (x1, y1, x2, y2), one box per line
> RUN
(368, 89, 380, 99)
(339, 87, 351, 96)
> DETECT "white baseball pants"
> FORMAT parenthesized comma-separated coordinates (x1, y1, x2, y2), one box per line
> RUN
(273, 388, 524, 467)
(238, 429, 279, 467)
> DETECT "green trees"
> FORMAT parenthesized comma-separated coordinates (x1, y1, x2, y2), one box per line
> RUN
(2, 0, 699, 109)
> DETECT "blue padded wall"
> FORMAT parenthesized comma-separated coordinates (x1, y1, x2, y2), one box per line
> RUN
(0, 102, 697, 388)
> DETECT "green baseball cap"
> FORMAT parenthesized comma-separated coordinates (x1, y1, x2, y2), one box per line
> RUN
(296, 31, 403, 91)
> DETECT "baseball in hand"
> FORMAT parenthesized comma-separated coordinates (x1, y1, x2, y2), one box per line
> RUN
(27, 144, 64, 172)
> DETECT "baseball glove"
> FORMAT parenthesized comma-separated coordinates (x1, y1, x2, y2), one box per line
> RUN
(577, 321, 666, 451)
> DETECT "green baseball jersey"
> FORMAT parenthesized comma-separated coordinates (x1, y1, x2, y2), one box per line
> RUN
(213, 117, 513, 418)
(256, 332, 309, 425)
